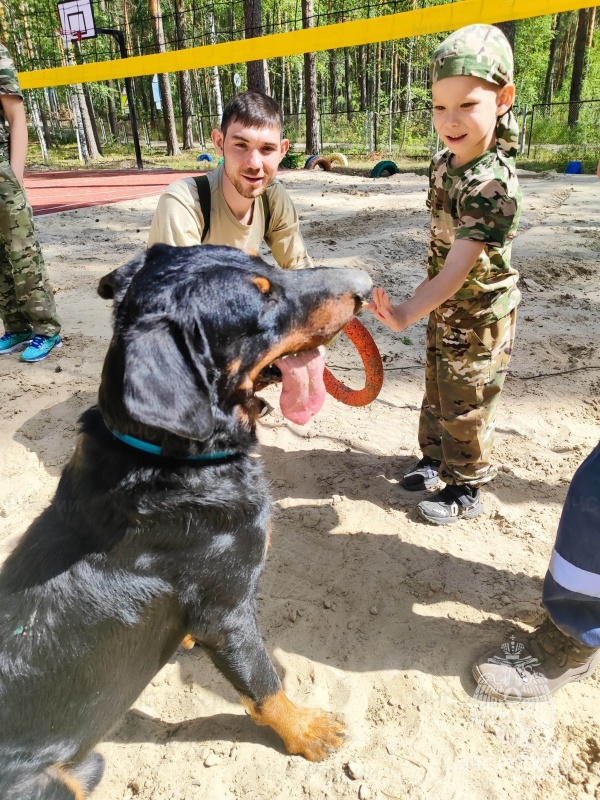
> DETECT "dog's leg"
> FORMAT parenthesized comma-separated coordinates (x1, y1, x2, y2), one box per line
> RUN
(201, 620, 345, 761)
(70, 752, 105, 795)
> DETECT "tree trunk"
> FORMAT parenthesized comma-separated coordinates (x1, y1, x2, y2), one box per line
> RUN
(173, 0, 194, 149)
(568, 7, 589, 125)
(148, 0, 180, 155)
(302, 0, 318, 153)
(359, 46, 367, 112)
(37, 97, 53, 151)
(82, 82, 103, 156)
(284, 61, 292, 116)
(556, 13, 574, 91)
(245, 0, 269, 93)
(344, 48, 352, 121)
(494, 21, 515, 49)
(329, 49, 338, 118)
(15, 4, 50, 157)
(543, 14, 562, 106)
(75, 85, 101, 159)
(297, 59, 303, 115)
(373, 42, 381, 151)
(280, 55, 286, 119)
(107, 80, 119, 139)
(209, 13, 223, 120)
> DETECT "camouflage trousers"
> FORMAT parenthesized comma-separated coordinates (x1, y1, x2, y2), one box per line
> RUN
(0, 163, 61, 337)
(418, 308, 517, 487)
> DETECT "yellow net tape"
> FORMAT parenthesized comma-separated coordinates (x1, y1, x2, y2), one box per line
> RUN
(19, 0, 592, 90)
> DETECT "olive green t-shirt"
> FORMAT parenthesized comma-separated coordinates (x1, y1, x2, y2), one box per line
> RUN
(427, 147, 522, 327)
(148, 164, 312, 270)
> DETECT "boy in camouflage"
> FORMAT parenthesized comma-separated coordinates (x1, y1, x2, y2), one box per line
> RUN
(367, 24, 521, 524)
(0, 42, 61, 362)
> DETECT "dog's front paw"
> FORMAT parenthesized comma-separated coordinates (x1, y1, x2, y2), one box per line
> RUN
(242, 690, 345, 761)
(283, 706, 346, 761)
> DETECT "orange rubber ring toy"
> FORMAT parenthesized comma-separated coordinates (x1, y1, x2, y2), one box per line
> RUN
(323, 317, 384, 406)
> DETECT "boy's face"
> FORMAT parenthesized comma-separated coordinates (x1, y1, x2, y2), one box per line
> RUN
(432, 75, 514, 168)
(212, 120, 290, 200)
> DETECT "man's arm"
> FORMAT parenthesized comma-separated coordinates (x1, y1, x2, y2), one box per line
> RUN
(1, 94, 27, 184)
(264, 184, 313, 269)
(367, 239, 485, 332)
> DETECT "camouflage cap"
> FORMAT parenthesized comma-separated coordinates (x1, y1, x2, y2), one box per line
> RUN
(430, 24, 514, 87)
(430, 25, 518, 163)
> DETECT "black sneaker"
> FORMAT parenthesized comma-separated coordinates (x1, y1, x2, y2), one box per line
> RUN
(417, 483, 482, 525)
(401, 456, 441, 491)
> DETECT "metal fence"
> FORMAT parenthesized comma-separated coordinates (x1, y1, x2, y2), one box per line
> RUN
(117, 106, 438, 157)
(526, 99, 600, 155)
(29, 99, 599, 165)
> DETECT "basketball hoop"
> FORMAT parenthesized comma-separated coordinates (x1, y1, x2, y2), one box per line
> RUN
(57, 28, 83, 44)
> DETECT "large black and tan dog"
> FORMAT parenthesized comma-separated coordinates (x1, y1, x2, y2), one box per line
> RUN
(0, 244, 372, 799)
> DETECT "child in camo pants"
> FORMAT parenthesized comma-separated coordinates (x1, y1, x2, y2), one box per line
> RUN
(0, 42, 61, 362)
(367, 24, 521, 525)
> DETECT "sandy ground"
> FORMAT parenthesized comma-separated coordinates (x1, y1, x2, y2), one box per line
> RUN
(1, 168, 600, 800)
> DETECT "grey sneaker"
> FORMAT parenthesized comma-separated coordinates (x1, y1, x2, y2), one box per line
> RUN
(401, 455, 441, 491)
(417, 483, 481, 524)
(473, 617, 600, 701)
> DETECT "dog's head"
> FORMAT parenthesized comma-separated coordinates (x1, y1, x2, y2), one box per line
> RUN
(98, 244, 372, 455)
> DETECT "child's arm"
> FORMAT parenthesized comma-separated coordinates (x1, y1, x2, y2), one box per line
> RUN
(367, 239, 485, 332)
(0, 94, 27, 183)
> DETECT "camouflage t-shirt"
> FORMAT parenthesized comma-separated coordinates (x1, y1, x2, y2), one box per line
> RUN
(0, 43, 23, 161)
(427, 147, 522, 327)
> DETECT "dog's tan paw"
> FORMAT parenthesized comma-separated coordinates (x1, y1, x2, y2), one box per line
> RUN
(283, 707, 346, 761)
(242, 690, 345, 761)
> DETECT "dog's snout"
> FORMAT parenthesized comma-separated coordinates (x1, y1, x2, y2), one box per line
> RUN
(336, 268, 373, 301)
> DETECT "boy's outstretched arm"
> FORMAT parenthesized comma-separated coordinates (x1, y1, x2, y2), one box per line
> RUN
(1, 94, 28, 184)
(366, 239, 485, 332)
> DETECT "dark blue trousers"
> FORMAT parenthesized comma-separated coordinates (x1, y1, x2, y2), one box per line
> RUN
(543, 443, 600, 648)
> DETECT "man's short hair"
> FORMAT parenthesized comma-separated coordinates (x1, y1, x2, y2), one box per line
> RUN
(220, 91, 283, 138)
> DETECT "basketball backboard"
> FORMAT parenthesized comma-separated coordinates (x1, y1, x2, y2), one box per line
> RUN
(57, 0, 97, 43)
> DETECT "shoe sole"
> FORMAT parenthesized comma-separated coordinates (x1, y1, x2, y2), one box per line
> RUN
(418, 503, 482, 525)
(401, 477, 441, 492)
(20, 340, 63, 363)
(471, 665, 552, 702)
(0, 339, 32, 354)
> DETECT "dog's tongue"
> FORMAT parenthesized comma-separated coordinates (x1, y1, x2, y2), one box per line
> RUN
(274, 347, 326, 425)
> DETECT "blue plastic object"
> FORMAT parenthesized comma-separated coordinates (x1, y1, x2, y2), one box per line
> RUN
(197, 153, 214, 163)
(565, 160, 582, 174)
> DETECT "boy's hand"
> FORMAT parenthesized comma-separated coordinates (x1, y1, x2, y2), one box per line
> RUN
(365, 287, 406, 332)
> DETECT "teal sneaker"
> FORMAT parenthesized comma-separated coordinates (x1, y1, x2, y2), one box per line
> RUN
(20, 334, 62, 363)
(0, 331, 32, 354)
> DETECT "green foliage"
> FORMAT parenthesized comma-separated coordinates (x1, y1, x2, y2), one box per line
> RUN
(280, 151, 305, 169)
(9, 0, 599, 169)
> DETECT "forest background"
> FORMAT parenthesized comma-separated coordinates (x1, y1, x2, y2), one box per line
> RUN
(1, 0, 599, 173)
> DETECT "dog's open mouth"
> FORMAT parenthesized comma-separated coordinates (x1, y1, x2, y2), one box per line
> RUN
(271, 346, 327, 425)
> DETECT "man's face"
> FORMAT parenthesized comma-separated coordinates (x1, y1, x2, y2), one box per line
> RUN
(432, 75, 513, 167)
(212, 120, 289, 199)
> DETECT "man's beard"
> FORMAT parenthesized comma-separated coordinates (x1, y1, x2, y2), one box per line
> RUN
(226, 166, 269, 199)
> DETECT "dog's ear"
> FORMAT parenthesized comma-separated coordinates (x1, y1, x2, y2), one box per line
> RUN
(122, 319, 215, 441)
(98, 253, 147, 300)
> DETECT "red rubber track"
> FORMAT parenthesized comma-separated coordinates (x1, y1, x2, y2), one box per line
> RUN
(324, 317, 384, 406)
(24, 169, 202, 216)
